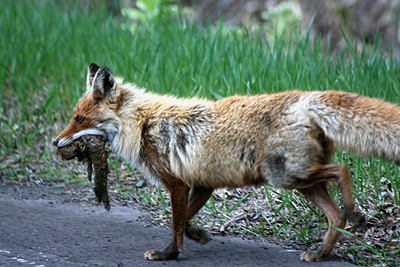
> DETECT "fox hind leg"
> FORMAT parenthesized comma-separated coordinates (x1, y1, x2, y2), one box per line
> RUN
(333, 164, 366, 229)
(299, 183, 346, 261)
(306, 164, 365, 228)
(297, 164, 365, 261)
(185, 185, 214, 244)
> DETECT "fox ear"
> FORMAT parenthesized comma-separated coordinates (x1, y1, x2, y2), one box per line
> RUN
(91, 66, 116, 101)
(87, 63, 100, 88)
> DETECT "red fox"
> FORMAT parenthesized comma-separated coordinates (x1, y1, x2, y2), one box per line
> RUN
(53, 63, 400, 262)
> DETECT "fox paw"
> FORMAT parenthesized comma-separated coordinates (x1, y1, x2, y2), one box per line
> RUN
(144, 249, 179, 261)
(351, 213, 366, 231)
(345, 210, 366, 231)
(185, 225, 211, 244)
(300, 250, 328, 262)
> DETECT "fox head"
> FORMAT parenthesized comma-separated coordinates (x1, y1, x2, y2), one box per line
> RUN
(53, 63, 121, 148)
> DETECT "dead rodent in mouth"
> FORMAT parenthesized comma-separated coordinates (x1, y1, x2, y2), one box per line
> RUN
(56, 135, 110, 211)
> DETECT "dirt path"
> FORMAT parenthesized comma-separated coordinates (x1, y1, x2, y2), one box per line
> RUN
(0, 183, 358, 267)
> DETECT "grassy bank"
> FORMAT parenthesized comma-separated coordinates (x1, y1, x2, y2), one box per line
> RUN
(1, 1, 399, 265)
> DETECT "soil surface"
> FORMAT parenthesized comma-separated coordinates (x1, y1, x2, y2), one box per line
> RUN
(0, 182, 359, 267)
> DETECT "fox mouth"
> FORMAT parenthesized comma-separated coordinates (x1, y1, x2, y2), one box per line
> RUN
(53, 129, 106, 148)
(53, 137, 75, 148)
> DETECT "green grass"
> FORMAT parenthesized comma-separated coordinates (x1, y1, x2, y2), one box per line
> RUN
(1, 0, 400, 265)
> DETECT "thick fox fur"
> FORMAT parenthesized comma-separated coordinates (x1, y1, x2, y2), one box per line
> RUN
(54, 63, 400, 262)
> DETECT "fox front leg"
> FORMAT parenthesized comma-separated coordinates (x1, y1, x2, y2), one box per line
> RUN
(144, 178, 190, 260)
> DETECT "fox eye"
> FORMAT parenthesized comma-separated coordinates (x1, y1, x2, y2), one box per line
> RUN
(76, 116, 85, 125)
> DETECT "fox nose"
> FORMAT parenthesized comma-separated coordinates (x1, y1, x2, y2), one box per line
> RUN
(52, 138, 59, 147)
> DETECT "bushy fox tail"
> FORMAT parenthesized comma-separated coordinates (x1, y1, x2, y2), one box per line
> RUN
(306, 90, 400, 164)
